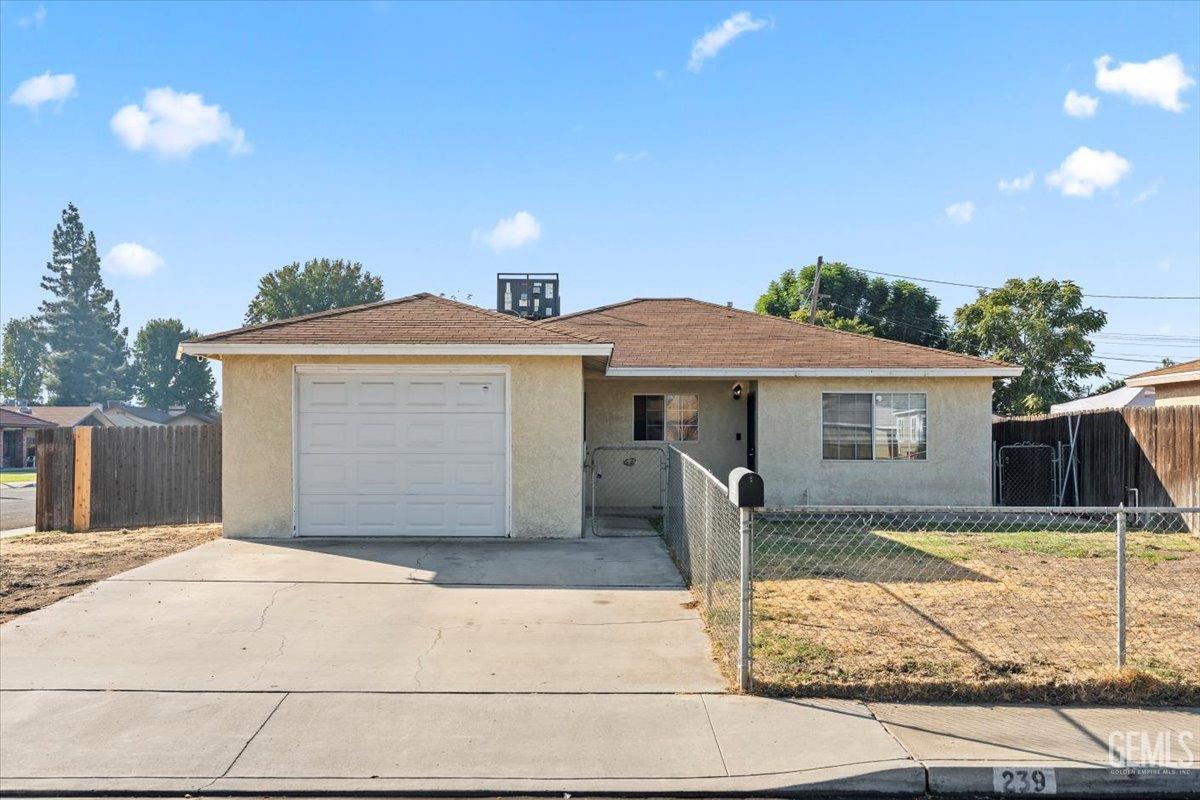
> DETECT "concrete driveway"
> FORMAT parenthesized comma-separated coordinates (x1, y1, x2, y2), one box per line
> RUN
(0, 535, 923, 795)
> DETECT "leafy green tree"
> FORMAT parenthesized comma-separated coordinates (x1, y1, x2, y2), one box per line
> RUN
(131, 318, 216, 411)
(793, 307, 875, 336)
(1091, 358, 1175, 397)
(1091, 376, 1126, 395)
(245, 258, 384, 324)
(0, 316, 47, 402)
(38, 204, 131, 404)
(756, 262, 948, 347)
(950, 277, 1107, 415)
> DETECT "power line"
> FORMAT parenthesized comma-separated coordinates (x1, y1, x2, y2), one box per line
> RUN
(853, 267, 1200, 301)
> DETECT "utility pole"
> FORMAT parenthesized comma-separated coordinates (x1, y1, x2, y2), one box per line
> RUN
(808, 255, 824, 323)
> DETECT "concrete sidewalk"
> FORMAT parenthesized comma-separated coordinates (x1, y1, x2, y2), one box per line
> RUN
(2, 693, 1195, 796)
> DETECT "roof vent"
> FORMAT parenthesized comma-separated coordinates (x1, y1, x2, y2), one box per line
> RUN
(726, 301, 733, 309)
(497, 273, 560, 319)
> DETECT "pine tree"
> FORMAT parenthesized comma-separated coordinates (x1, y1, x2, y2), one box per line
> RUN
(132, 318, 216, 411)
(39, 203, 131, 404)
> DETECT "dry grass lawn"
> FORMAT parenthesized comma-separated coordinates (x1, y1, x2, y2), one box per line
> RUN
(0, 524, 221, 623)
(745, 526, 1200, 704)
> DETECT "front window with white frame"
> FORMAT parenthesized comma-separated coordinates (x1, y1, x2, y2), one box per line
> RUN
(633, 394, 698, 442)
(822, 392, 927, 460)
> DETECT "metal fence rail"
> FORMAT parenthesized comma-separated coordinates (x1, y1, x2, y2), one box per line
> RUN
(662, 447, 1200, 701)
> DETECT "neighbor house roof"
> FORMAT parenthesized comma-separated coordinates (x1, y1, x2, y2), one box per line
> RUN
(0, 408, 57, 429)
(543, 298, 1020, 376)
(1125, 358, 1200, 387)
(104, 402, 173, 424)
(1049, 385, 1155, 414)
(0, 405, 112, 427)
(180, 293, 611, 357)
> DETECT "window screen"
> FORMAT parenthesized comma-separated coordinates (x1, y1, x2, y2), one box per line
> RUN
(821, 393, 873, 460)
(634, 394, 698, 441)
(874, 392, 927, 460)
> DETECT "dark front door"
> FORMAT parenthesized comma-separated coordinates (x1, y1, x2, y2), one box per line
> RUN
(746, 392, 757, 471)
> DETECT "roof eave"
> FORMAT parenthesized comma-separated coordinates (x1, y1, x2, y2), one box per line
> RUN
(602, 366, 1024, 378)
(1125, 370, 1200, 387)
(178, 342, 615, 358)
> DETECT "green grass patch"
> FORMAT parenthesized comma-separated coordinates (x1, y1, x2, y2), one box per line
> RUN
(0, 470, 36, 483)
(755, 526, 1199, 572)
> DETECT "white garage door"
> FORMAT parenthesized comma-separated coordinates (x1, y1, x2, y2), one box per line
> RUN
(296, 369, 508, 537)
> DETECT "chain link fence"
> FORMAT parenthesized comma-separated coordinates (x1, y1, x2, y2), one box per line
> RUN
(664, 447, 743, 677)
(587, 446, 666, 535)
(662, 447, 1200, 702)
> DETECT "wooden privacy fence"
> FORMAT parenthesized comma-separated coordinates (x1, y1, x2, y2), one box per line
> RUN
(993, 405, 1199, 516)
(36, 425, 221, 532)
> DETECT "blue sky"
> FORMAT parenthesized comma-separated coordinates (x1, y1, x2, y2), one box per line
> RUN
(2, 0, 1198, 395)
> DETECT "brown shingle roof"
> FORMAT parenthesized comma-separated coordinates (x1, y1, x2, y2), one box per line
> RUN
(190, 293, 602, 346)
(0, 406, 109, 427)
(0, 408, 57, 428)
(542, 298, 1015, 372)
(1125, 358, 1200, 382)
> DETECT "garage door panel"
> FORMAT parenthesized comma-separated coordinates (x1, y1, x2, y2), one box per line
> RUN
(300, 413, 503, 454)
(299, 375, 506, 413)
(403, 454, 504, 494)
(299, 494, 505, 536)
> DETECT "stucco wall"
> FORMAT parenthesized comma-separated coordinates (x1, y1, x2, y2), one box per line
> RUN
(584, 377, 751, 506)
(220, 354, 583, 539)
(1154, 381, 1200, 407)
(756, 376, 994, 506)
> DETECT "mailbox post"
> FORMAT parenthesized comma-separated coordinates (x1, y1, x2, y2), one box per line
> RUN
(729, 468, 764, 691)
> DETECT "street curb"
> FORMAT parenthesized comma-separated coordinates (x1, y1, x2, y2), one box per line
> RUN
(925, 762, 1200, 796)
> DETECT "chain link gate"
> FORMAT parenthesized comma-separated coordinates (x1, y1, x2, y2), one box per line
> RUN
(997, 442, 1060, 506)
(587, 445, 667, 536)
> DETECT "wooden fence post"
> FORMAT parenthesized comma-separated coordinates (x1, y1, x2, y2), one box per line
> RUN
(72, 426, 93, 532)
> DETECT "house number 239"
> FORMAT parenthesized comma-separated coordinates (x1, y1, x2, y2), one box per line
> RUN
(993, 767, 1057, 794)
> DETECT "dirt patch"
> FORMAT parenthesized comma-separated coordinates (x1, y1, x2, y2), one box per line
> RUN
(0, 524, 221, 623)
(747, 528, 1200, 704)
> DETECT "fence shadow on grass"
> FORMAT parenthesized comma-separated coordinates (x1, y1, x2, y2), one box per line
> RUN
(753, 524, 992, 584)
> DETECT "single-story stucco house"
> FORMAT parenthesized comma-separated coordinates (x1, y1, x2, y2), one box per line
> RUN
(1124, 358, 1200, 408)
(180, 293, 1020, 539)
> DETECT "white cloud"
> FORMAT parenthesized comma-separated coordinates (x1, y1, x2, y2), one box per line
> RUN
(1131, 179, 1162, 205)
(687, 11, 768, 72)
(998, 172, 1035, 194)
(614, 150, 648, 163)
(18, 5, 46, 29)
(110, 87, 250, 159)
(9, 72, 76, 110)
(1156, 256, 1173, 273)
(1094, 54, 1196, 112)
(479, 211, 541, 251)
(103, 243, 164, 277)
(1045, 146, 1131, 198)
(1063, 89, 1098, 118)
(654, 70, 669, 84)
(945, 201, 975, 225)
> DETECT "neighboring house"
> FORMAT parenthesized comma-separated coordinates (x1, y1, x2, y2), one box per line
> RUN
(1125, 359, 1200, 408)
(1050, 385, 1155, 415)
(180, 293, 1019, 539)
(103, 402, 219, 426)
(0, 408, 56, 469)
(2, 404, 114, 429)
(165, 407, 220, 426)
